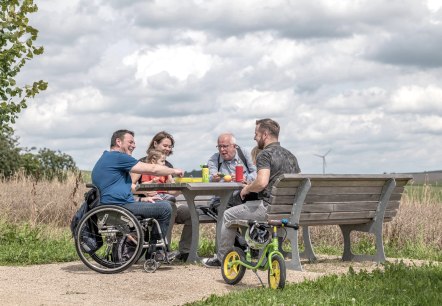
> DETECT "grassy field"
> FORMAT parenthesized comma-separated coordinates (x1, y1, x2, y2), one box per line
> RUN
(189, 262, 442, 305)
(0, 172, 441, 262)
(0, 172, 441, 304)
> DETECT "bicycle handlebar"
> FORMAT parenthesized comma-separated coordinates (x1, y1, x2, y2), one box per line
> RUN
(248, 219, 299, 230)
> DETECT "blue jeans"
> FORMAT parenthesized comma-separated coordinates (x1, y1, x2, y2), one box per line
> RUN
(122, 201, 172, 243)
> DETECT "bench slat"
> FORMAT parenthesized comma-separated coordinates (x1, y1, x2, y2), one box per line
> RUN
(267, 210, 397, 223)
(265, 217, 394, 226)
(272, 186, 404, 196)
(269, 193, 402, 204)
(267, 201, 400, 214)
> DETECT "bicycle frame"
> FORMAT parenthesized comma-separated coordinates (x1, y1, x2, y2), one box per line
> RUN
(227, 225, 282, 275)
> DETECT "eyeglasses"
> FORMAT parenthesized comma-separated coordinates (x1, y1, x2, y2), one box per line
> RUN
(216, 144, 235, 149)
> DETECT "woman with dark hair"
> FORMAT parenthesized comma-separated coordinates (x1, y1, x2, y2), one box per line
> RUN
(132, 131, 191, 262)
(146, 131, 175, 168)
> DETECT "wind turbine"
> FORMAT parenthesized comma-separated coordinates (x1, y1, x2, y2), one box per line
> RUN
(314, 149, 332, 174)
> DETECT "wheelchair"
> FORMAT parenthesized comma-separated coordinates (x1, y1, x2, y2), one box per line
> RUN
(74, 184, 174, 274)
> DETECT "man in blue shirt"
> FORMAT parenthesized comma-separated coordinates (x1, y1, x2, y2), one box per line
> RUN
(92, 129, 184, 249)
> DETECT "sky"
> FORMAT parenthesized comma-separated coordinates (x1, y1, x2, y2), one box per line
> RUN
(14, 0, 442, 174)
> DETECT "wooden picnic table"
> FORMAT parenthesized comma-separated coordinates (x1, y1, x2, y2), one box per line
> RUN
(136, 182, 243, 263)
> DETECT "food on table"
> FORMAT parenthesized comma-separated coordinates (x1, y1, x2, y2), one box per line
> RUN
(224, 175, 232, 182)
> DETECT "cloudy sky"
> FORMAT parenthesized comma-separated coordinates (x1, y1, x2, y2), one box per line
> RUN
(15, 0, 442, 174)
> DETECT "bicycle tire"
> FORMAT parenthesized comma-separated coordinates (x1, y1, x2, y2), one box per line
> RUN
(221, 247, 246, 285)
(268, 254, 286, 289)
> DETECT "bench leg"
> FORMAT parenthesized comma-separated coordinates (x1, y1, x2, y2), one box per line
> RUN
(340, 225, 354, 261)
(340, 178, 395, 262)
(340, 224, 386, 263)
(299, 226, 317, 262)
(286, 227, 303, 271)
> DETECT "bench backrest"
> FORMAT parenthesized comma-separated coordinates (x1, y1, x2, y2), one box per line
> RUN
(267, 174, 412, 226)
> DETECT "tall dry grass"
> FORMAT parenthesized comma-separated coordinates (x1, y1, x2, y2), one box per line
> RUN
(385, 185, 442, 250)
(0, 174, 441, 253)
(0, 172, 86, 227)
(305, 185, 442, 252)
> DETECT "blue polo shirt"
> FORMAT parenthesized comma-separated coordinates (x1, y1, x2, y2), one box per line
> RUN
(91, 150, 138, 204)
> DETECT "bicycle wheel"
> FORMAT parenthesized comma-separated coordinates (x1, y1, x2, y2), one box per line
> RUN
(221, 247, 246, 285)
(268, 254, 286, 289)
(75, 205, 144, 274)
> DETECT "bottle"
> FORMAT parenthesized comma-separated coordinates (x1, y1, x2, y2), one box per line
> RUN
(235, 165, 244, 182)
(201, 164, 209, 183)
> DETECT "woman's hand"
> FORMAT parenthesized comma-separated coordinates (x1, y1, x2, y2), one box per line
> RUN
(140, 195, 161, 203)
(146, 191, 158, 197)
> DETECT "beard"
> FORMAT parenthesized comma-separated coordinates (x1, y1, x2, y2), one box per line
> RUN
(257, 138, 265, 150)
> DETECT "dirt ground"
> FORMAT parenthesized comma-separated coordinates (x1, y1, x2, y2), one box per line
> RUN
(0, 256, 423, 306)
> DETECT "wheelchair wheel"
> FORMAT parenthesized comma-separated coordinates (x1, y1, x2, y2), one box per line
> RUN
(75, 205, 144, 274)
(268, 254, 286, 289)
(221, 247, 246, 285)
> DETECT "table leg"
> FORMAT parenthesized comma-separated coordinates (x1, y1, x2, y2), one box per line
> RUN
(181, 190, 200, 263)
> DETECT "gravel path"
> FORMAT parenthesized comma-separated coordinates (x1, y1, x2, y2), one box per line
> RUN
(0, 257, 409, 305)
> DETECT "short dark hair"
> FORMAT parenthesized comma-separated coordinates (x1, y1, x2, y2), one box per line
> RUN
(256, 118, 280, 137)
(147, 131, 175, 155)
(111, 129, 134, 148)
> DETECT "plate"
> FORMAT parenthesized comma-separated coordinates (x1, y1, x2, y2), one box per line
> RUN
(174, 177, 203, 183)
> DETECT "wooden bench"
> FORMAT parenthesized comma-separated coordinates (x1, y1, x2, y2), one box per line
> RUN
(266, 174, 413, 270)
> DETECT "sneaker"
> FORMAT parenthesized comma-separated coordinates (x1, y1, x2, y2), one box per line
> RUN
(165, 250, 179, 262)
(175, 252, 189, 262)
(202, 257, 221, 268)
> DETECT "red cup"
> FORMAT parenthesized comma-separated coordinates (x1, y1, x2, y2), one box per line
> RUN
(235, 165, 244, 182)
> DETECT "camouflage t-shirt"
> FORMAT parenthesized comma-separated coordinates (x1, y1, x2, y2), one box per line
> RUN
(256, 142, 301, 204)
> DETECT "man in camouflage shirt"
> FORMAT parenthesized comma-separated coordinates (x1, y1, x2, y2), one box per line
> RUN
(202, 118, 301, 267)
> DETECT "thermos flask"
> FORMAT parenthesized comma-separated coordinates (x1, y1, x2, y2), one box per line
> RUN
(202, 165, 209, 183)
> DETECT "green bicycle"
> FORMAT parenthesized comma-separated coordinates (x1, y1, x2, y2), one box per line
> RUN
(221, 219, 299, 289)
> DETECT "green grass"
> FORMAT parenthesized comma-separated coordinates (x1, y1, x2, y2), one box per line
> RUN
(311, 240, 442, 262)
(1, 224, 439, 266)
(0, 221, 77, 265)
(189, 262, 442, 305)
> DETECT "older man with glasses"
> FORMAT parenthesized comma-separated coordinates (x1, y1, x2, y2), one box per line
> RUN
(208, 133, 256, 183)
(204, 133, 257, 217)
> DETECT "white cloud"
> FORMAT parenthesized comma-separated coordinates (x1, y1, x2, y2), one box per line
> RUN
(427, 0, 442, 12)
(218, 89, 296, 116)
(124, 44, 217, 83)
(390, 85, 442, 113)
(11, 0, 442, 175)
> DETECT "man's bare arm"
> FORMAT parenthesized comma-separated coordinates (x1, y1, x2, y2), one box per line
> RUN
(240, 168, 270, 198)
(131, 162, 183, 177)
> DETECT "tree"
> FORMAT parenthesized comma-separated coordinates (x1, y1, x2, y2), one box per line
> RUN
(1, 0, 47, 131)
(0, 128, 20, 178)
(1, 129, 78, 181)
(20, 147, 78, 182)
